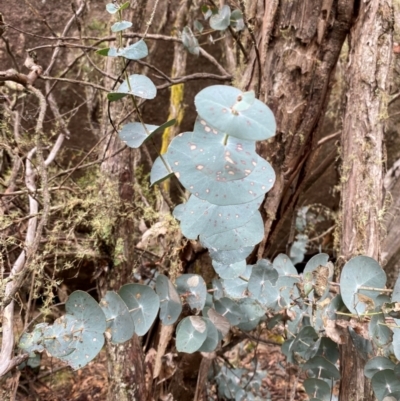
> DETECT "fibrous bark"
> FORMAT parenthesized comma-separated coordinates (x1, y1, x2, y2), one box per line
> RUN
(339, 1, 393, 400)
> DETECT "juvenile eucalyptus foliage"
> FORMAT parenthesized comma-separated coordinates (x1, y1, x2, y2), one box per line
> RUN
(16, 3, 400, 401)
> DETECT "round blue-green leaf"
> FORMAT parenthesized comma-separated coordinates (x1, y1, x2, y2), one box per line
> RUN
(230, 9, 244, 31)
(176, 316, 208, 353)
(340, 256, 386, 314)
(99, 291, 134, 344)
(304, 253, 332, 302)
(236, 298, 265, 331)
(195, 86, 276, 141)
(156, 275, 182, 325)
(119, 122, 158, 148)
(165, 133, 275, 205)
(213, 259, 246, 279)
(232, 90, 255, 112)
(365, 357, 395, 379)
(197, 318, 219, 352)
(120, 119, 176, 149)
(119, 284, 160, 336)
(304, 378, 331, 401)
(194, 20, 204, 33)
(176, 274, 207, 311)
(106, 3, 119, 13)
(181, 26, 200, 56)
(66, 291, 106, 333)
(273, 253, 298, 277)
(42, 315, 78, 358)
(248, 259, 279, 303)
(214, 297, 243, 326)
(372, 370, 400, 401)
(108, 74, 157, 101)
(173, 194, 262, 240)
(369, 309, 392, 347)
(303, 356, 340, 380)
(304, 253, 330, 275)
(200, 213, 264, 251)
(221, 265, 251, 299)
(209, 246, 254, 265)
(290, 326, 319, 355)
(209, 5, 231, 31)
(392, 329, 400, 361)
(111, 21, 132, 32)
(150, 156, 173, 186)
(316, 338, 339, 364)
(212, 278, 224, 300)
(190, 117, 258, 181)
(121, 39, 148, 60)
(19, 323, 48, 355)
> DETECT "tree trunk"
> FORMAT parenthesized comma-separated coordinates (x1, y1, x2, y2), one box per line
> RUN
(339, 1, 393, 400)
(238, 0, 354, 258)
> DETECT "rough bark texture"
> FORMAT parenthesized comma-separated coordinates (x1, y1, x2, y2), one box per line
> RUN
(239, 0, 355, 258)
(339, 1, 393, 400)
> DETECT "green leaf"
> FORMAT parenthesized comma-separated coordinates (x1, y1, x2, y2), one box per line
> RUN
(209, 5, 231, 31)
(316, 338, 339, 364)
(371, 370, 400, 401)
(236, 298, 265, 331)
(99, 291, 135, 344)
(176, 316, 208, 353)
(303, 378, 331, 401)
(365, 357, 395, 379)
(119, 284, 160, 336)
(195, 85, 276, 141)
(119, 2, 130, 11)
(340, 256, 386, 314)
(111, 21, 132, 32)
(156, 275, 182, 325)
(181, 26, 200, 55)
(108, 74, 157, 101)
(96, 47, 110, 56)
(176, 274, 207, 311)
(150, 156, 173, 186)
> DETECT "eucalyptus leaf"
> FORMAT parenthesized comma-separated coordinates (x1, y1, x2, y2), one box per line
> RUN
(340, 256, 386, 315)
(371, 369, 400, 401)
(197, 318, 219, 352)
(365, 357, 395, 379)
(303, 356, 340, 380)
(195, 85, 276, 141)
(119, 284, 160, 336)
(303, 378, 331, 401)
(108, 74, 157, 101)
(100, 291, 135, 344)
(121, 39, 148, 60)
(212, 259, 246, 279)
(111, 21, 132, 32)
(176, 274, 207, 311)
(176, 316, 207, 353)
(248, 259, 279, 304)
(214, 297, 243, 326)
(209, 5, 231, 31)
(181, 26, 200, 55)
(156, 275, 182, 325)
(150, 156, 173, 186)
